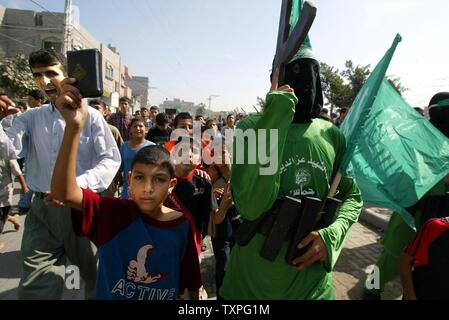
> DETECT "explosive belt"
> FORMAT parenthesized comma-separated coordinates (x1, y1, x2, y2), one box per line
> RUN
(234, 196, 342, 265)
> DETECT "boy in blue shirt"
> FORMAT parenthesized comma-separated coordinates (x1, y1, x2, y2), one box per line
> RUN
(119, 116, 155, 199)
(50, 83, 201, 300)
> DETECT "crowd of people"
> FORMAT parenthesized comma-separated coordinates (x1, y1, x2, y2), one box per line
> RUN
(0, 48, 251, 300)
(0, 0, 447, 301)
(0, 45, 446, 301)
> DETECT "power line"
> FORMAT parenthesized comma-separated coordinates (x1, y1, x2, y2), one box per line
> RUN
(137, 1, 195, 92)
(406, 84, 449, 90)
(140, 0, 184, 68)
(28, 0, 99, 50)
(0, 32, 37, 48)
(122, 0, 190, 100)
(28, 0, 57, 15)
(26, 0, 150, 103)
(406, 77, 449, 87)
(27, 0, 124, 72)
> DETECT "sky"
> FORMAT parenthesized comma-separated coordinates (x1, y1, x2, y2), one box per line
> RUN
(1, 0, 448, 112)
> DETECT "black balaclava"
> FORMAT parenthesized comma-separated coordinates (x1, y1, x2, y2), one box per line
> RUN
(428, 92, 449, 138)
(283, 58, 324, 124)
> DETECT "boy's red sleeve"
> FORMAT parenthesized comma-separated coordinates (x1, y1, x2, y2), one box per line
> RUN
(179, 217, 202, 292)
(404, 218, 449, 267)
(71, 188, 138, 247)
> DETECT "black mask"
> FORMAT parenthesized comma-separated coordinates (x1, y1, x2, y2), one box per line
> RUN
(282, 58, 323, 124)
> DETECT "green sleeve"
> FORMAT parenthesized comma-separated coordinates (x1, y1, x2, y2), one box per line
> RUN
(231, 91, 297, 221)
(318, 176, 363, 271)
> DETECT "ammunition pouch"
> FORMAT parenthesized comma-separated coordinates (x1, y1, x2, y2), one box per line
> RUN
(234, 196, 342, 265)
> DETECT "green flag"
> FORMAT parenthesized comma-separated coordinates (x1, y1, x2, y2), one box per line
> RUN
(340, 34, 449, 228)
(288, 0, 315, 61)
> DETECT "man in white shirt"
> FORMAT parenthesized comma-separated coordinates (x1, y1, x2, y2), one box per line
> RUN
(0, 49, 121, 299)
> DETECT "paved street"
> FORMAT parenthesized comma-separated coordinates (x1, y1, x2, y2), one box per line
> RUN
(0, 184, 402, 300)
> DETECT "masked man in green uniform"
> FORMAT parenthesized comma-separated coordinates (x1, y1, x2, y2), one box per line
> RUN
(219, 0, 363, 300)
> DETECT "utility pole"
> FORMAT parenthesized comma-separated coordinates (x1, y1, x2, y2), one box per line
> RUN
(207, 94, 219, 110)
(63, 0, 73, 54)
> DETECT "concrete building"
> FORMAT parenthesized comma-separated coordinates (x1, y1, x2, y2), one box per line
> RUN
(0, 5, 125, 106)
(125, 75, 149, 110)
(0, 6, 100, 57)
(159, 98, 196, 115)
(101, 44, 121, 106)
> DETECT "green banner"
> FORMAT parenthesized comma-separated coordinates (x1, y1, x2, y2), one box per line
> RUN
(340, 34, 449, 228)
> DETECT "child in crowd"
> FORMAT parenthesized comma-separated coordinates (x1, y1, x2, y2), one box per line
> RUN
(165, 112, 211, 182)
(165, 113, 194, 152)
(50, 99, 201, 300)
(119, 117, 154, 199)
(146, 113, 172, 147)
(165, 137, 221, 255)
(165, 136, 231, 299)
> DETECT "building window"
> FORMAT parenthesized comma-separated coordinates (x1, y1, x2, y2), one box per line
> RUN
(43, 41, 62, 52)
(105, 65, 114, 80)
(35, 14, 43, 26)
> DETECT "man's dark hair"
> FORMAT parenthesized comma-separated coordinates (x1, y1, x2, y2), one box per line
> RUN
(29, 48, 66, 71)
(156, 113, 169, 126)
(205, 119, 216, 127)
(173, 112, 192, 128)
(150, 105, 159, 112)
(131, 145, 175, 178)
(17, 101, 27, 110)
(141, 107, 148, 112)
(28, 89, 45, 102)
(129, 116, 146, 129)
(88, 99, 103, 107)
(226, 114, 235, 120)
(119, 97, 131, 104)
(195, 115, 204, 121)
